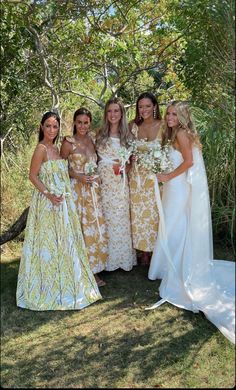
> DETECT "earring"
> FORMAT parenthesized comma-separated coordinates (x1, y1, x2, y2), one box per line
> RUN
(153, 109, 157, 119)
(139, 115, 142, 121)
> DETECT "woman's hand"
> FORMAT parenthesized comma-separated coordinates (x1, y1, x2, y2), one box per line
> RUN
(156, 173, 171, 183)
(45, 192, 64, 206)
(78, 173, 94, 184)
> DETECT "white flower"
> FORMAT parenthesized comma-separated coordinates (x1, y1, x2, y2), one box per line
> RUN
(48, 183, 70, 197)
(117, 146, 133, 170)
(153, 150, 162, 158)
(84, 160, 97, 176)
(128, 138, 173, 174)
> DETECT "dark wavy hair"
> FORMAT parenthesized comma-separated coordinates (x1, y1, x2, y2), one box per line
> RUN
(73, 107, 92, 135)
(133, 92, 161, 125)
(38, 111, 60, 143)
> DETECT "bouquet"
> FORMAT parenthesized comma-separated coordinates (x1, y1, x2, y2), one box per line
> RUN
(113, 146, 133, 176)
(128, 139, 173, 174)
(48, 182, 70, 197)
(84, 160, 98, 176)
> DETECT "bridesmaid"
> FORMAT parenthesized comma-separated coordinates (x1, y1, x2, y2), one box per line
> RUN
(16, 111, 102, 310)
(60, 107, 108, 287)
(129, 92, 162, 266)
(96, 97, 137, 271)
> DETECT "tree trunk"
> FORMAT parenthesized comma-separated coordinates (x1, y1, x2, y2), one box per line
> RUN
(0, 207, 29, 245)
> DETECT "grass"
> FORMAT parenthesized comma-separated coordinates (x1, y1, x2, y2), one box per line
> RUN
(0, 244, 235, 388)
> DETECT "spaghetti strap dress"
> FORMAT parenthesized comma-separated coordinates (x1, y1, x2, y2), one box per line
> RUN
(16, 156, 102, 311)
(129, 123, 160, 251)
(66, 136, 108, 274)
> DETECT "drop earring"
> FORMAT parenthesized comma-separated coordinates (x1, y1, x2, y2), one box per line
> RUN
(153, 109, 157, 119)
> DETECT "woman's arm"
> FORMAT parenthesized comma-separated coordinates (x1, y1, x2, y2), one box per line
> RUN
(60, 139, 72, 159)
(68, 167, 93, 184)
(29, 144, 63, 205)
(157, 130, 193, 183)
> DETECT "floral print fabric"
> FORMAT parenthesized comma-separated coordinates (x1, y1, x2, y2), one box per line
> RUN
(66, 136, 108, 274)
(16, 159, 102, 310)
(97, 137, 137, 271)
(129, 124, 160, 252)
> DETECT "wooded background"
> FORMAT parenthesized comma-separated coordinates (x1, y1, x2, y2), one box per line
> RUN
(1, 0, 235, 251)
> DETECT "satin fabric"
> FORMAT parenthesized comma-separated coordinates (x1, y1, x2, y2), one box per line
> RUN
(148, 147, 235, 344)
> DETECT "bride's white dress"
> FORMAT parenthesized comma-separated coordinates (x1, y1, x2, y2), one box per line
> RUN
(148, 146, 235, 344)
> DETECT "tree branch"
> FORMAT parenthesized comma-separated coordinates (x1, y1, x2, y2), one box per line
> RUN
(60, 89, 105, 108)
(0, 126, 13, 157)
(0, 207, 29, 246)
(99, 63, 108, 102)
(26, 25, 60, 114)
(113, 34, 183, 95)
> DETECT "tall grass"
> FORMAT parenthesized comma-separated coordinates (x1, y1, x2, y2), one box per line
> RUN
(1, 135, 36, 257)
(192, 105, 235, 252)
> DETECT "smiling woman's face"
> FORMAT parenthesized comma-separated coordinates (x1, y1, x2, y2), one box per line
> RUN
(166, 106, 179, 129)
(74, 114, 91, 136)
(138, 98, 156, 120)
(41, 117, 59, 142)
(106, 103, 122, 125)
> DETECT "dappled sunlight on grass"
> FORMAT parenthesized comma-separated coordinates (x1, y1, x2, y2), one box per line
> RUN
(1, 256, 235, 388)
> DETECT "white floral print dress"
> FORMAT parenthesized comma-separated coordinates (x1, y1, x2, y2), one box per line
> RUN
(97, 137, 137, 271)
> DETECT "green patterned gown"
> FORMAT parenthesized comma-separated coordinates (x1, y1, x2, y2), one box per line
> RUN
(16, 159, 102, 311)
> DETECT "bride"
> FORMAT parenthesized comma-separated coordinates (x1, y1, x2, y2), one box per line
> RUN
(147, 101, 235, 344)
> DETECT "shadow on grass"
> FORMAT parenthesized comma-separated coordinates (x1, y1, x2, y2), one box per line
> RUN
(1, 259, 229, 388)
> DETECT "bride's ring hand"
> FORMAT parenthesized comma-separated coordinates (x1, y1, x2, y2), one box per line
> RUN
(157, 173, 169, 183)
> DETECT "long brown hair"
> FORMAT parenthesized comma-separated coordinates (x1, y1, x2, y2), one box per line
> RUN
(162, 101, 201, 148)
(96, 97, 132, 147)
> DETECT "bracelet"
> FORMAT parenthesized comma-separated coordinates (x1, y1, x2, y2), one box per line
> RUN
(43, 189, 49, 195)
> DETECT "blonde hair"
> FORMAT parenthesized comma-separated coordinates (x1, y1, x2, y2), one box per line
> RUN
(96, 97, 132, 147)
(162, 101, 201, 148)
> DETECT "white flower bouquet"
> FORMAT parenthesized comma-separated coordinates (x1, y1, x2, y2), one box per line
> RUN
(128, 139, 173, 174)
(84, 160, 98, 176)
(48, 182, 70, 197)
(117, 146, 133, 173)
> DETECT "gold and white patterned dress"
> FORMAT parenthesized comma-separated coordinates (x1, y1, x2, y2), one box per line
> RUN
(17, 158, 102, 310)
(129, 124, 160, 252)
(97, 137, 137, 271)
(66, 136, 108, 274)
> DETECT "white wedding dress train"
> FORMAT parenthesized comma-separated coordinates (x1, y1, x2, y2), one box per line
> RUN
(148, 147, 235, 344)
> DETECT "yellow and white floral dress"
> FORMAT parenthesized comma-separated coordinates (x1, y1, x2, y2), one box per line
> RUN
(129, 124, 160, 252)
(66, 136, 108, 274)
(97, 137, 137, 271)
(17, 158, 102, 310)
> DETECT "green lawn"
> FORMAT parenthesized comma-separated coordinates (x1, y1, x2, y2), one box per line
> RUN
(1, 246, 235, 388)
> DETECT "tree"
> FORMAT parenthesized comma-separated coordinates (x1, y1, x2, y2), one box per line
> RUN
(1, 0, 234, 247)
